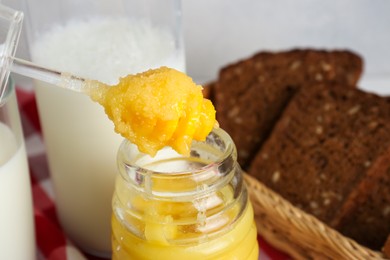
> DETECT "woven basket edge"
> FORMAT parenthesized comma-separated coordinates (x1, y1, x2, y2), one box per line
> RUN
(243, 173, 387, 259)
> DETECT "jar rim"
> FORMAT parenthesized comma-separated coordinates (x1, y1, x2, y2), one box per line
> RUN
(116, 127, 239, 197)
(118, 127, 236, 178)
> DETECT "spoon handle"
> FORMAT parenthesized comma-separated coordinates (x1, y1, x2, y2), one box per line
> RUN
(11, 57, 87, 92)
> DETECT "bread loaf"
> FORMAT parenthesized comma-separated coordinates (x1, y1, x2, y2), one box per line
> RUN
(248, 84, 390, 250)
(214, 49, 363, 169)
(383, 235, 390, 258)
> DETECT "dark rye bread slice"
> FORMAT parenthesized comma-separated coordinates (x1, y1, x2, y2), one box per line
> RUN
(331, 148, 390, 250)
(248, 84, 390, 250)
(214, 49, 363, 169)
(383, 235, 390, 258)
(202, 81, 215, 101)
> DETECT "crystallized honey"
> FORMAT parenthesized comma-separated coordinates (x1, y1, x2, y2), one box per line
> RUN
(88, 67, 258, 259)
(88, 67, 216, 156)
(112, 129, 259, 260)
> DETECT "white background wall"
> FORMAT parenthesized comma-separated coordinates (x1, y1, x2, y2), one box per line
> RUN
(4, 0, 390, 94)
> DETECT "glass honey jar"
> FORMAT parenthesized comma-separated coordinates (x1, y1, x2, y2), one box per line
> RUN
(112, 128, 259, 259)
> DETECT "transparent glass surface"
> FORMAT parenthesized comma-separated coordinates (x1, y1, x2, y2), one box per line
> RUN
(112, 128, 259, 259)
(0, 78, 35, 259)
(20, 0, 185, 256)
(0, 4, 23, 102)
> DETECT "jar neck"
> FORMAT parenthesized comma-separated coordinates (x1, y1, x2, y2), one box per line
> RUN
(117, 128, 239, 199)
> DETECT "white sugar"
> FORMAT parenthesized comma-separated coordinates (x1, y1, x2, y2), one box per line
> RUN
(31, 17, 181, 85)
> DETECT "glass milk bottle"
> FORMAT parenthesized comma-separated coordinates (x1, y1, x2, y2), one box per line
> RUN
(112, 128, 259, 259)
(21, 0, 184, 257)
(0, 77, 35, 259)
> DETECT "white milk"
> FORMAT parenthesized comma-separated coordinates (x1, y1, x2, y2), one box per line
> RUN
(0, 123, 35, 260)
(31, 18, 185, 256)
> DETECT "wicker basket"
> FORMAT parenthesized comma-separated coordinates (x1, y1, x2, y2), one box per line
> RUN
(244, 173, 388, 260)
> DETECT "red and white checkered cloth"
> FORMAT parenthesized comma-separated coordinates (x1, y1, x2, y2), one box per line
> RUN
(16, 87, 291, 260)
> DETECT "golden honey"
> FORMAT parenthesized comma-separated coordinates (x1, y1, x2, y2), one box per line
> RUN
(112, 129, 259, 259)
